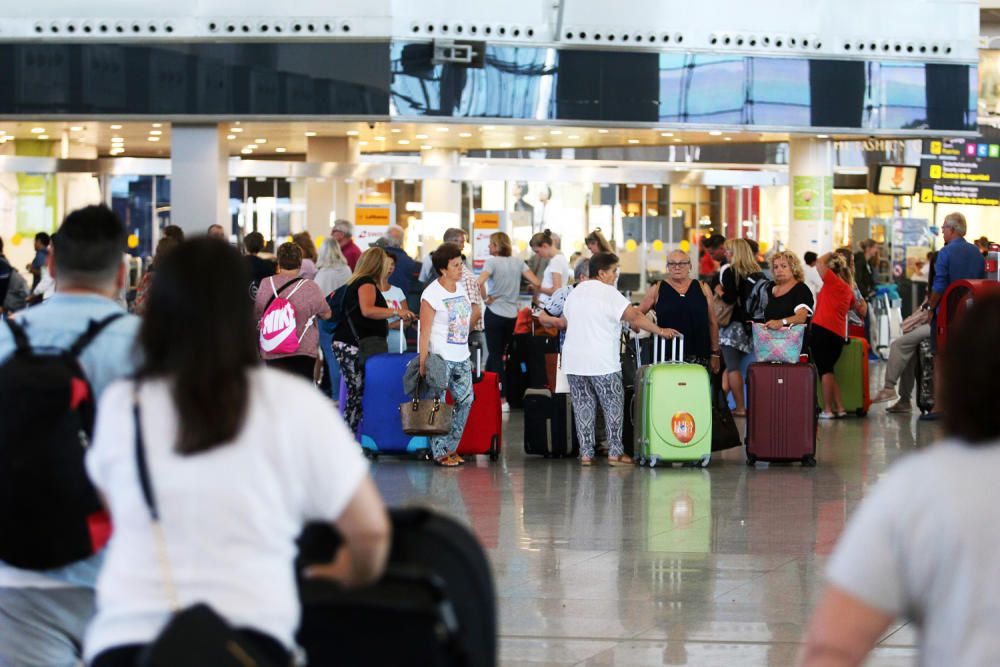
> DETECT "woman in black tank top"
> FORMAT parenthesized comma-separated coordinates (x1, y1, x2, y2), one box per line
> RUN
(636, 251, 720, 372)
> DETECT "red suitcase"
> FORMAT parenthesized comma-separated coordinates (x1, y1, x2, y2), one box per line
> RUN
(936, 279, 1000, 352)
(447, 351, 502, 461)
(745, 363, 817, 467)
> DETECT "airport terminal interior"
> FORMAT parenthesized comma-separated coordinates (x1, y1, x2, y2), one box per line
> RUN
(0, 0, 998, 665)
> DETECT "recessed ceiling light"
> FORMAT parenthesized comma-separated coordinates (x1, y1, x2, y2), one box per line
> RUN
(30, 127, 45, 134)
(708, 130, 723, 136)
(231, 127, 244, 133)
(255, 138, 266, 144)
(415, 134, 428, 140)
(398, 139, 411, 145)
(724, 137, 732, 141)
(38, 135, 49, 140)
(275, 147, 287, 153)
(674, 138, 682, 143)
(420, 144, 432, 150)
(149, 130, 162, 136)
(568, 134, 580, 139)
(390, 128, 402, 133)
(359, 141, 369, 146)
(500, 142, 513, 148)
(346, 130, 359, 136)
(110, 124, 122, 130)
(374, 136, 386, 141)
(481, 125, 496, 131)
(598, 129, 609, 134)
(110, 149, 123, 155)
(227, 134, 236, 140)
(816, 134, 829, 138)
(152, 123, 162, 128)
(549, 130, 562, 135)
(436, 127, 450, 132)
(660, 132, 674, 137)
(111, 137, 124, 144)
(147, 136, 160, 142)
(69, 126, 83, 132)
(524, 135, 537, 140)
(304, 131, 316, 137)
(459, 132, 472, 138)
(628, 139, 640, 144)
(241, 148, 253, 154)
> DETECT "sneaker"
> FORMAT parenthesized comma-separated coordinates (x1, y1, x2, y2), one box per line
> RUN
(501, 401, 510, 413)
(886, 401, 912, 414)
(818, 411, 837, 420)
(872, 388, 899, 404)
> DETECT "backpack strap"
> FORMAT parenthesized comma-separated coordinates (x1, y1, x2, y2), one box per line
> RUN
(261, 276, 305, 314)
(4, 318, 31, 354)
(68, 313, 126, 358)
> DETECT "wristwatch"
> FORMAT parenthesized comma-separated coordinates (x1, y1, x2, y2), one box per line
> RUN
(782, 318, 789, 326)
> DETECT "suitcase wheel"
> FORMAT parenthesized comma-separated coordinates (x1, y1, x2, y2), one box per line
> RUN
(856, 409, 867, 417)
(417, 449, 432, 462)
(802, 454, 817, 467)
(699, 455, 711, 469)
(363, 450, 379, 462)
(488, 437, 500, 462)
(746, 454, 757, 467)
(648, 456, 659, 468)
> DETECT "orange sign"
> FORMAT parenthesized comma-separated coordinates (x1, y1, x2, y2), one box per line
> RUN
(355, 205, 391, 227)
(671, 412, 696, 444)
(473, 211, 500, 229)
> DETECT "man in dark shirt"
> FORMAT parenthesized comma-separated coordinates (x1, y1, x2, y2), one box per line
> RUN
(853, 239, 878, 300)
(243, 231, 276, 301)
(927, 213, 986, 315)
(27, 232, 50, 290)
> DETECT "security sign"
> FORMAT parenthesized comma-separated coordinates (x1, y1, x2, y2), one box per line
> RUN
(671, 412, 696, 445)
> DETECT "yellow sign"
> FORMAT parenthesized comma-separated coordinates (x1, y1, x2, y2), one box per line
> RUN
(473, 211, 501, 229)
(921, 188, 933, 203)
(929, 164, 941, 179)
(930, 141, 942, 155)
(356, 205, 391, 227)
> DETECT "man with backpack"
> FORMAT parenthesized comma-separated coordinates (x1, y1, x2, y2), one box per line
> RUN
(0, 205, 141, 667)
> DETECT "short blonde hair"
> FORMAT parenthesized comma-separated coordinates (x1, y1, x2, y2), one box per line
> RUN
(770, 250, 805, 283)
(490, 232, 513, 257)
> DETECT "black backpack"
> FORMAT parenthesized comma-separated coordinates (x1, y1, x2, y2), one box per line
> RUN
(0, 313, 123, 570)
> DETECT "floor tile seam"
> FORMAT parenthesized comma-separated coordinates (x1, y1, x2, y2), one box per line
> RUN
(502, 632, 810, 648)
(704, 566, 779, 601)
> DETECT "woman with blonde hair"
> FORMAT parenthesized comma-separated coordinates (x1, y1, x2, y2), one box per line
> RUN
(716, 238, 766, 416)
(477, 232, 540, 408)
(314, 237, 352, 295)
(762, 250, 814, 330)
(333, 247, 415, 433)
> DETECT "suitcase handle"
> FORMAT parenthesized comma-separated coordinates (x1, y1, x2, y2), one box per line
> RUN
(653, 333, 684, 364)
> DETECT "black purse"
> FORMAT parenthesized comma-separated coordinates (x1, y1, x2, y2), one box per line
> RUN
(131, 391, 280, 667)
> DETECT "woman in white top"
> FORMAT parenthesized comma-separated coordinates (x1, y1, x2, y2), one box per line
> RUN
(380, 253, 413, 353)
(530, 229, 570, 309)
(477, 232, 540, 406)
(314, 237, 353, 295)
(419, 244, 479, 467)
(799, 294, 1000, 667)
(85, 238, 390, 666)
(557, 252, 676, 466)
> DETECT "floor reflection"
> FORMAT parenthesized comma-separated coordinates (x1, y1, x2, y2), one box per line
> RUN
(370, 392, 929, 666)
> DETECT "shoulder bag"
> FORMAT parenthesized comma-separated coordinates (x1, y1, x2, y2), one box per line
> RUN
(132, 389, 281, 667)
(400, 378, 454, 436)
(346, 281, 388, 366)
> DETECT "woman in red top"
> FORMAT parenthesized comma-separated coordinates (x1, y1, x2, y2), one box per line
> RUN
(811, 253, 858, 419)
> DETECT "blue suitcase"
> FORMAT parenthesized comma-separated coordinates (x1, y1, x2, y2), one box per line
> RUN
(357, 334, 429, 458)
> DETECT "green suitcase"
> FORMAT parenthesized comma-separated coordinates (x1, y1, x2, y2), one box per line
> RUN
(815, 336, 871, 416)
(634, 335, 713, 468)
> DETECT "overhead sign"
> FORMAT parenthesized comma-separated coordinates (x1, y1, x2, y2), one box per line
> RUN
(354, 204, 394, 249)
(919, 139, 1000, 206)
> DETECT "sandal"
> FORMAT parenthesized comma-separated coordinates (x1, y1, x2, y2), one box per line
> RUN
(579, 457, 594, 466)
(732, 409, 747, 418)
(608, 455, 635, 467)
(434, 456, 460, 467)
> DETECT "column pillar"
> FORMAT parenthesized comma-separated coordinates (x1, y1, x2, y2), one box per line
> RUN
(787, 138, 835, 257)
(418, 148, 463, 257)
(170, 124, 229, 238)
(306, 136, 359, 239)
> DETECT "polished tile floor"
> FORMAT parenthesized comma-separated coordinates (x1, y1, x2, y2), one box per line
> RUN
(371, 364, 937, 666)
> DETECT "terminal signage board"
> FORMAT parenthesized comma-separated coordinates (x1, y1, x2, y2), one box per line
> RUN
(355, 204, 394, 249)
(918, 139, 1000, 206)
(472, 210, 502, 272)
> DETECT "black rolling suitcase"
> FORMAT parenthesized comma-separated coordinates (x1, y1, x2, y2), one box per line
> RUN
(523, 388, 579, 457)
(915, 337, 935, 414)
(297, 508, 496, 667)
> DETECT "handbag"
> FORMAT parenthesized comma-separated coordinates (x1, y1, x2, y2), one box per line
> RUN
(554, 354, 570, 394)
(751, 322, 806, 364)
(131, 390, 279, 667)
(713, 296, 734, 328)
(400, 380, 454, 436)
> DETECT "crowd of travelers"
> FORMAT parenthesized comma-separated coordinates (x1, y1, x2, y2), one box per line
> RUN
(0, 202, 994, 666)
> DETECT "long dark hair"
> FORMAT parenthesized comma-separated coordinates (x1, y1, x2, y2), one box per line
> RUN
(137, 238, 259, 455)
(940, 293, 1000, 444)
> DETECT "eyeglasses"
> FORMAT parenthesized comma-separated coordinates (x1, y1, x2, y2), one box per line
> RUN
(666, 261, 691, 268)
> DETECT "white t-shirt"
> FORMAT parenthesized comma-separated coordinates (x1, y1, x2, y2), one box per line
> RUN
(421, 280, 472, 362)
(83, 368, 369, 659)
(561, 280, 630, 376)
(826, 439, 1000, 667)
(540, 253, 571, 308)
(803, 264, 824, 298)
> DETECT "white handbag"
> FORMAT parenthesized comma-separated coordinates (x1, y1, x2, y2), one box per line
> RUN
(554, 354, 571, 394)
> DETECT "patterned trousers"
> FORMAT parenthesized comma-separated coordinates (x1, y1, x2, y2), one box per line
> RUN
(567, 372, 625, 459)
(331, 342, 363, 435)
(431, 359, 474, 459)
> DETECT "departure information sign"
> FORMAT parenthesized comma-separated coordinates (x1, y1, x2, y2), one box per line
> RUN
(919, 138, 1000, 206)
